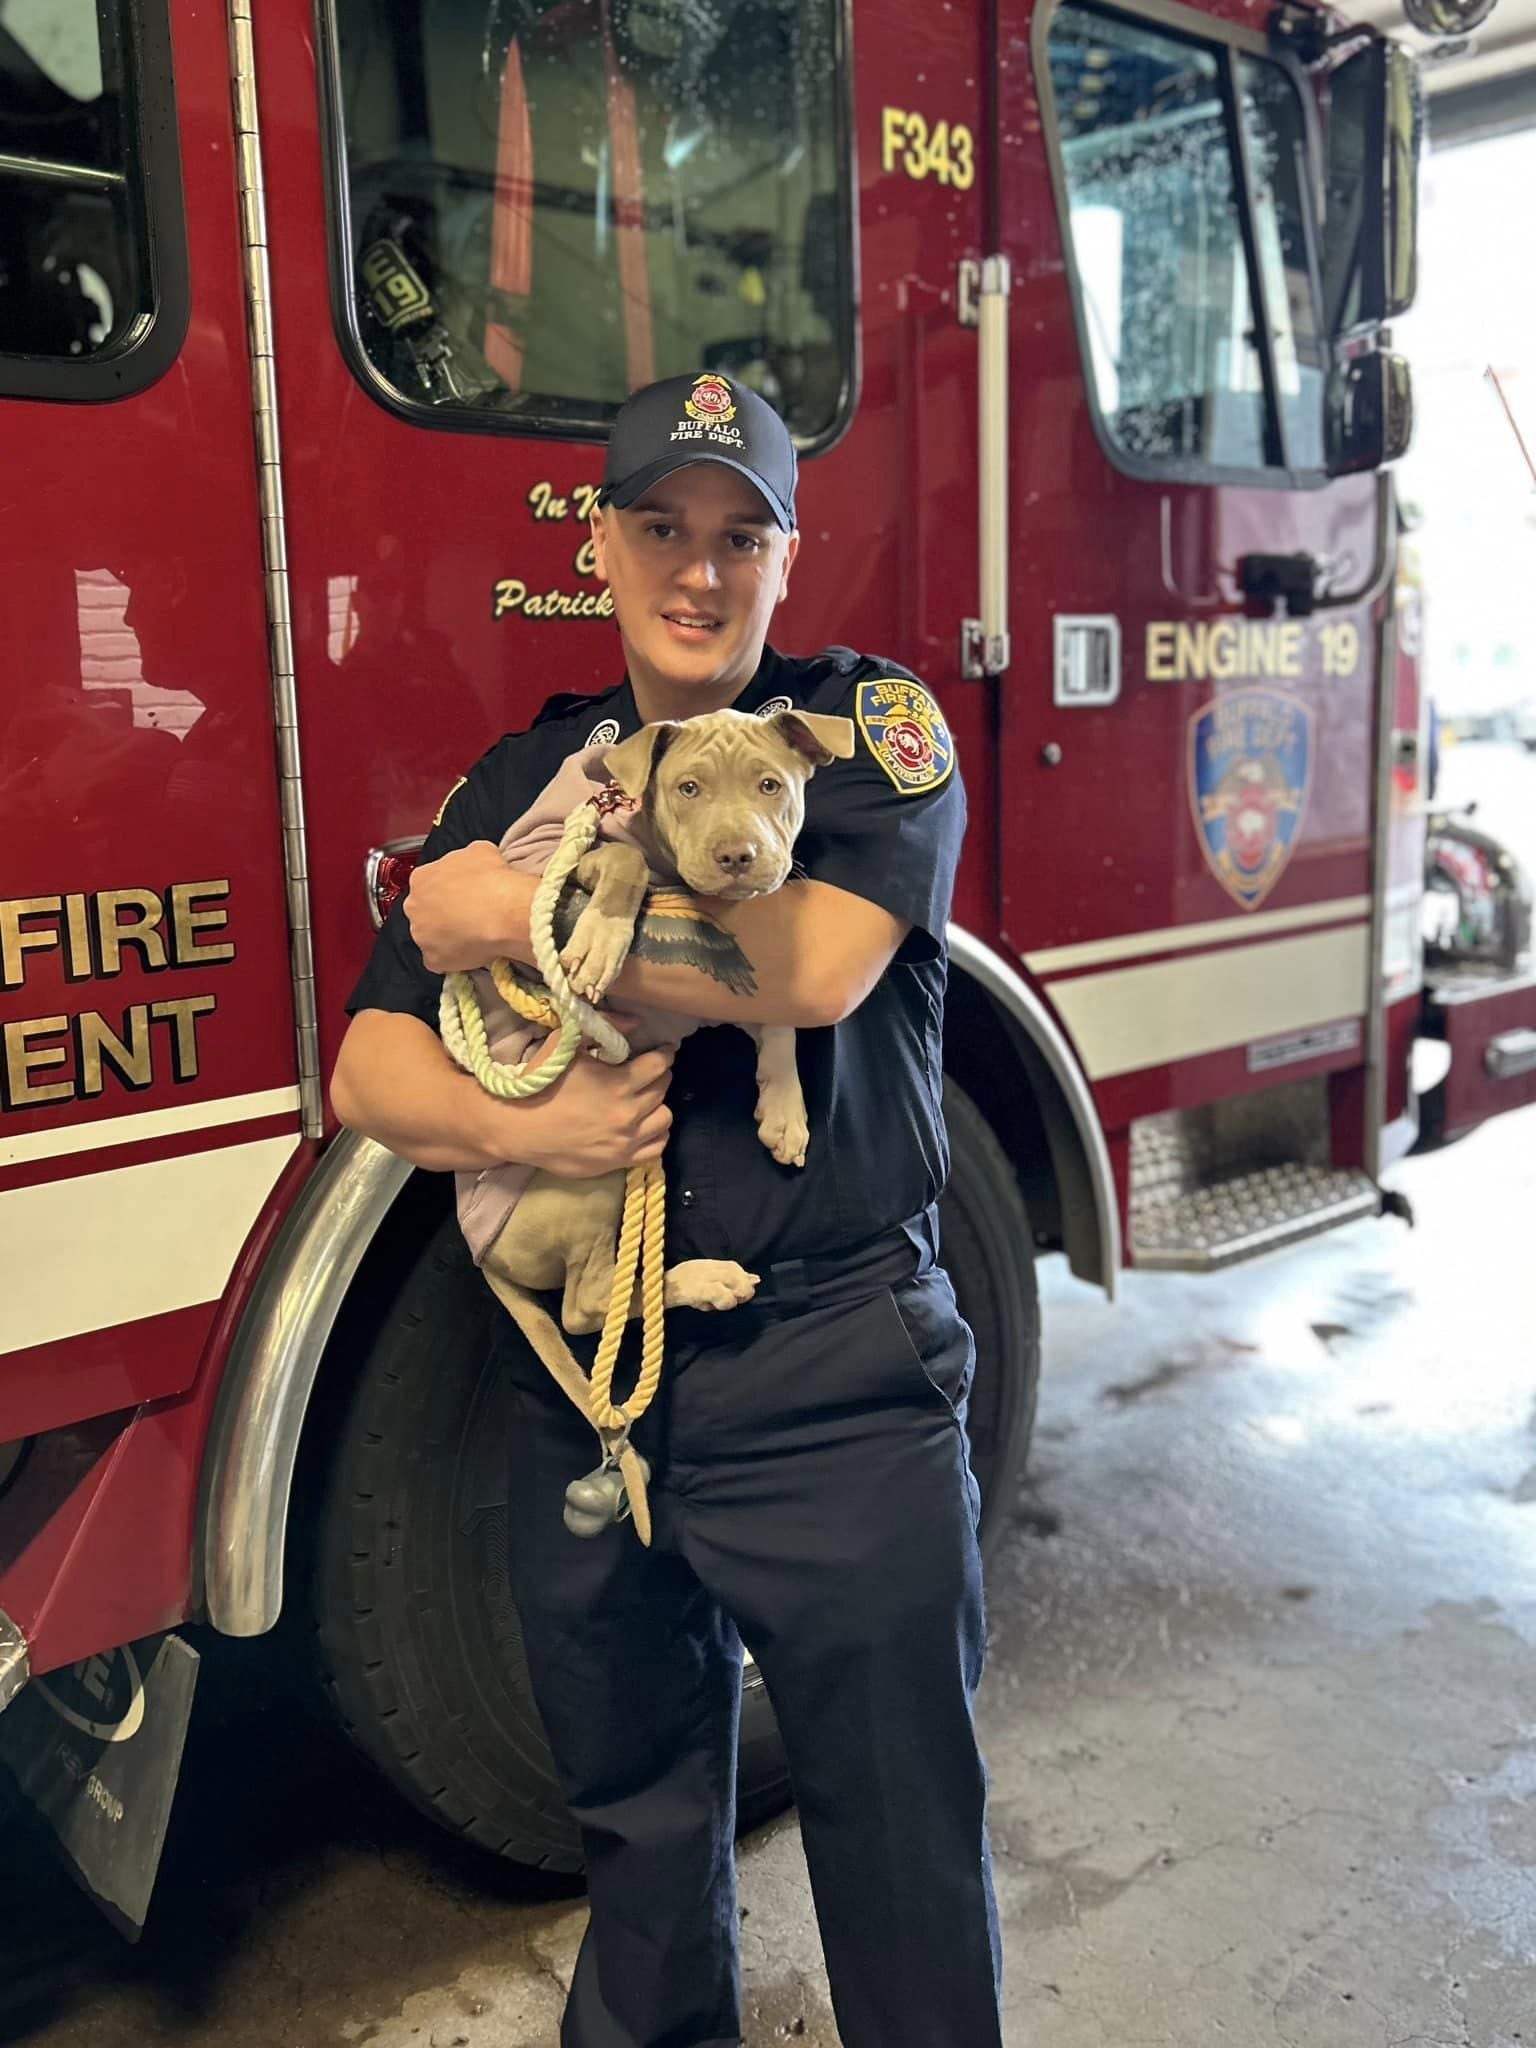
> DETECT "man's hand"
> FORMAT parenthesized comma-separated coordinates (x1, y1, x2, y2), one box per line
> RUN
(515, 1032, 676, 1177)
(331, 1008, 675, 1177)
(404, 842, 532, 972)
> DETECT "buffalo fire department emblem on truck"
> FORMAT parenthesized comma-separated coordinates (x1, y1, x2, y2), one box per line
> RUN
(1188, 688, 1314, 910)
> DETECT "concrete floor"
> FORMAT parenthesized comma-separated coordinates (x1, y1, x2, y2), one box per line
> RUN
(4, 1099, 1535, 2048)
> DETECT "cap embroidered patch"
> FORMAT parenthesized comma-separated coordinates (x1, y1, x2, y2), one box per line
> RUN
(684, 374, 737, 424)
(672, 373, 746, 451)
(855, 677, 954, 795)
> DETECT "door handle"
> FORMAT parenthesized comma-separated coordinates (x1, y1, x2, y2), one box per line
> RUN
(961, 255, 1012, 679)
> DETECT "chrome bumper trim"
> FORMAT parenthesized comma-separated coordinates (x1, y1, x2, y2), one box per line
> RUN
(0, 1606, 30, 1714)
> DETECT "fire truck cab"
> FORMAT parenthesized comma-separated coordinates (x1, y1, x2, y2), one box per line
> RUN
(2, 0, 1532, 1919)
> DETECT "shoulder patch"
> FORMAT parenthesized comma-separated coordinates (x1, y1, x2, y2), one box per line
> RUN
(855, 676, 955, 795)
(432, 775, 467, 827)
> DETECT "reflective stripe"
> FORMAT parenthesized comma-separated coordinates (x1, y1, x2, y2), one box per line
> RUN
(1048, 924, 1371, 1081)
(1023, 895, 1371, 976)
(0, 1087, 300, 1169)
(0, 1134, 301, 1354)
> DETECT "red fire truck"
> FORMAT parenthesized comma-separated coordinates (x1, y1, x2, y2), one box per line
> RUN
(3, 0, 1532, 1925)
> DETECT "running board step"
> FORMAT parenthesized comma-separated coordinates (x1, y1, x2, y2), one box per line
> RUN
(1130, 1163, 1381, 1272)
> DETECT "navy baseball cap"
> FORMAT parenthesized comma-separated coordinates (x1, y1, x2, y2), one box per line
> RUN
(598, 371, 797, 532)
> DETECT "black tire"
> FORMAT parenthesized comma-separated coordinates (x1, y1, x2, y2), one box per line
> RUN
(310, 1214, 598, 1872)
(308, 1080, 1039, 1869)
(941, 1077, 1041, 1552)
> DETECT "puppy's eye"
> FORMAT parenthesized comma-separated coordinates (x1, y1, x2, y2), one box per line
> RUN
(759, 776, 782, 796)
(677, 779, 701, 798)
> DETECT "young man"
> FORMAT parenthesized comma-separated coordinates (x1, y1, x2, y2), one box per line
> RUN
(332, 373, 1002, 2048)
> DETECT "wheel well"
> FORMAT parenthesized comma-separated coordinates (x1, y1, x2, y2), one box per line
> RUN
(944, 967, 1110, 1291)
(290, 1170, 454, 1497)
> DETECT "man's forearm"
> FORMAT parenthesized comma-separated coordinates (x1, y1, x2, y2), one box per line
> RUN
(409, 854, 899, 1029)
(541, 878, 853, 1028)
(331, 1010, 521, 1172)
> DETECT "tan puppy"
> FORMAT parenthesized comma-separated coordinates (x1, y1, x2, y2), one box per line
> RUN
(478, 707, 854, 1470)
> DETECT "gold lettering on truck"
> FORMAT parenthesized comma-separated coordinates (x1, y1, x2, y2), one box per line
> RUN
(1143, 618, 1361, 685)
(0, 880, 236, 1111)
(4, 1015, 73, 1108)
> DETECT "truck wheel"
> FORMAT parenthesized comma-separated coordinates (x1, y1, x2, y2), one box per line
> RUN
(941, 1076, 1041, 1549)
(308, 1081, 1039, 1869)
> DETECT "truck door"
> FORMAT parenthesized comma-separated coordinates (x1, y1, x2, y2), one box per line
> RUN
(0, 1, 302, 1432)
(994, 0, 1386, 1159)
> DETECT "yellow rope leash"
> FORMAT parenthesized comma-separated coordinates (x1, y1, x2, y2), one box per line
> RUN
(490, 959, 561, 1031)
(440, 793, 668, 1540)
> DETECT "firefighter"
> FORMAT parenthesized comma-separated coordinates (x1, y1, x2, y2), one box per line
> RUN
(331, 372, 1002, 2048)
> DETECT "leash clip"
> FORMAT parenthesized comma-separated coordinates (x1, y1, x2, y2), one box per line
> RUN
(588, 780, 636, 819)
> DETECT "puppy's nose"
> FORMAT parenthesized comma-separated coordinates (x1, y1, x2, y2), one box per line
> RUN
(714, 844, 758, 876)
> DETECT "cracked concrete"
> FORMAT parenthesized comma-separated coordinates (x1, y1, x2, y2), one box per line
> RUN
(2, 1101, 1534, 2047)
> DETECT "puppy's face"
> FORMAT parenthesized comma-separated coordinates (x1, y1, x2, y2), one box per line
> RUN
(605, 707, 855, 900)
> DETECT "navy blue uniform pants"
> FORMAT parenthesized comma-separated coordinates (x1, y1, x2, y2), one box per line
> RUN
(499, 1227, 1003, 2048)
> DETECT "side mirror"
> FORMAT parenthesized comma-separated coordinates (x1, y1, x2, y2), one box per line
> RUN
(1324, 40, 1423, 334)
(1327, 349, 1413, 474)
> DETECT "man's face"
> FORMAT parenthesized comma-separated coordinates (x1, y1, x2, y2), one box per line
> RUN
(591, 463, 800, 701)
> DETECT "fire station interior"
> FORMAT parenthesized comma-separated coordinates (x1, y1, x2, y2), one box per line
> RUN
(4, 0, 1536, 2043)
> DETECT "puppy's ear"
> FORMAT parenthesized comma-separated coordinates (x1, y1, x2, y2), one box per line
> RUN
(769, 711, 856, 769)
(603, 721, 678, 800)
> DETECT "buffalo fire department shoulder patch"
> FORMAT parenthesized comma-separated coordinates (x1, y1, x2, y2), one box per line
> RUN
(1188, 687, 1314, 909)
(855, 676, 955, 795)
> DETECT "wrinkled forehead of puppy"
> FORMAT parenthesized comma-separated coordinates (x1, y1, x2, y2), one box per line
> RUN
(604, 706, 856, 801)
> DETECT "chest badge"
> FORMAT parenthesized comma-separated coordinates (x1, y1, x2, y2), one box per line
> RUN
(585, 717, 621, 748)
(855, 676, 955, 795)
(1188, 688, 1314, 910)
(756, 695, 795, 719)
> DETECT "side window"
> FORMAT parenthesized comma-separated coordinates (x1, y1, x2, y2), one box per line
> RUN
(326, 0, 851, 443)
(1239, 56, 1325, 472)
(1045, 3, 1324, 479)
(0, 0, 186, 398)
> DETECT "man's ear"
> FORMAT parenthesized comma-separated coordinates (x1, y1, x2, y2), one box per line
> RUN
(776, 528, 800, 605)
(604, 721, 678, 799)
(769, 710, 856, 768)
(590, 507, 610, 583)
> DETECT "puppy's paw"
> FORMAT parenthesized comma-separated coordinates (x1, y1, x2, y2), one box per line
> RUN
(756, 1092, 810, 1170)
(560, 906, 633, 1005)
(664, 1260, 761, 1312)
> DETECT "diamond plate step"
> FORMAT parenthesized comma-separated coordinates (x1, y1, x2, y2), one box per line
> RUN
(1130, 1162, 1381, 1272)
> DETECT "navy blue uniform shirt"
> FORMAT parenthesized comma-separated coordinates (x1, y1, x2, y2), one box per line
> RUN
(347, 646, 967, 1270)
